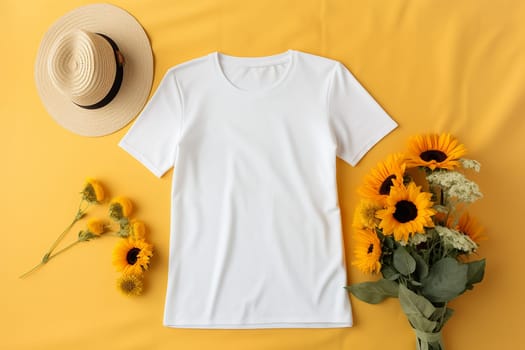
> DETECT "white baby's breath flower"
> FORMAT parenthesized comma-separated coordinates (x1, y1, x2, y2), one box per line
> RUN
(427, 171, 483, 203)
(435, 225, 478, 253)
(408, 232, 430, 246)
(459, 158, 481, 172)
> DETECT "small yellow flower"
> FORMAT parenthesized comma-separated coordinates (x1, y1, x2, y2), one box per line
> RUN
(131, 220, 147, 239)
(117, 274, 144, 296)
(353, 200, 382, 230)
(82, 178, 105, 203)
(112, 238, 153, 275)
(87, 218, 106, 236)
(109, 197, 134, 220)
(352, 228, 382, 274)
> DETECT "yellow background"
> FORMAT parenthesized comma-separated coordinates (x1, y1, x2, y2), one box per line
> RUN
(3, 0, 524, 349)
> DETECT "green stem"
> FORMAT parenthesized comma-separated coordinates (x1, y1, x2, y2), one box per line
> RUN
(49, 240, 81, 260)
(438, 302, 448, 330)
(19, 262, 46, 279)
(45, 217, 78, 257)
(19, 240, 82, 279)
(45, 199, 89, 257)
(20, 218, 79, 279)
(20, 199, 90, 279)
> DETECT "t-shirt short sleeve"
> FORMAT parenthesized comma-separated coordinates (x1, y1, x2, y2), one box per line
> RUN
(328, 62, 397, 166)
(119, 70, 183, 178)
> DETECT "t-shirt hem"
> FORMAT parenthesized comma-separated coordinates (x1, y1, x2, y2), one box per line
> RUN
(344, 120, 398, 166)
(163, 321, 353, 329)
(119, 140, 165, 178)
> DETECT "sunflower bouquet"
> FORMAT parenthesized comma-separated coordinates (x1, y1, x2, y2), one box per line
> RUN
(346, 133, 486, 350)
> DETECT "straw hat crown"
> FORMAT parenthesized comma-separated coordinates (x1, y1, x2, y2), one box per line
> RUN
(49, 30, 120, 108)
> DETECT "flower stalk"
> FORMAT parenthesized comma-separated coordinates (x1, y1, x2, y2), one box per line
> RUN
(19, 179, 105, 278)
(43, 199, 87, 261)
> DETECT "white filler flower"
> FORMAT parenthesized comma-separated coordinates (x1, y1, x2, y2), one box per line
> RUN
(427, 171, 483, 203)
(435, 225, 478, 253)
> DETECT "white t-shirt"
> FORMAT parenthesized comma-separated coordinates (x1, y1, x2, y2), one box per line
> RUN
(119, 50, 397, 329)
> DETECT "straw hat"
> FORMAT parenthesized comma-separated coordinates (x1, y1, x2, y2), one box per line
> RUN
(35, 3, 153, 137)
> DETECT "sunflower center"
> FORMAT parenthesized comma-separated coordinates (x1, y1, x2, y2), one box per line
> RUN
(367, 243, 374, 254)
(379, 175, 397, 195)
(420, 150, 447, 163)
(126, 247, 141, 265)
(393, 200, 418, 223)
(121, 280, 136, 293)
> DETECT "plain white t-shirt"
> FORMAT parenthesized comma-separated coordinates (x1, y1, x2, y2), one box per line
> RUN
(119, 50, 397, 329)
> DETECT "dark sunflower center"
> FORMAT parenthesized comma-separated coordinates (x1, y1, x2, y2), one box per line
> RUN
(121, 280, 136, 293)
(420, 150, 447, 162)
(126, 247, 141, 265)
(367, 243, 374, 254)
(379, 175, 397, 195)
(393, 200, 418, 223)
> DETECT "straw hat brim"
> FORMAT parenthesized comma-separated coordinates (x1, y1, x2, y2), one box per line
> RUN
(35, 3, 153, 137)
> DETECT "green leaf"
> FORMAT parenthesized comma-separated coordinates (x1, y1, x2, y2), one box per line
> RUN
(345, 279, 399, 304)
(399, 284, 435, 318)
(408, 313, 437, 333)
(413, 253, 429, 281)
(429, 306, 455, 331)
(393, 246, 416, 276)
(382, 266, 400, 281)
(78, 230, 97, 242)
(384, 236, 395, 249)
(422, 257, 468, 303)
(466, 259, 486, 289)
(398, 284, 437, 332)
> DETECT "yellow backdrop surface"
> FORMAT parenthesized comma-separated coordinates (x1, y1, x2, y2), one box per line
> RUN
(3, 1, 524, 349)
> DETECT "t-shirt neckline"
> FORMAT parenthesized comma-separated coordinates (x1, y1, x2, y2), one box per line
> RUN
(212, 50, 296, 94)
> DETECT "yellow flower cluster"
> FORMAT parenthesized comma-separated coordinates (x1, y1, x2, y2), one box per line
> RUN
(108, 197, 154, 296)
(83, 178, 105, 204)
(21, 178, 155, 298)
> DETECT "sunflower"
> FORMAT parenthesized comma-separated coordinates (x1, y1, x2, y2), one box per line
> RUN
(406, 133, 467, 170)
(87, 218, 106, 236)
(109, 196, 134, 221)
(376, 182, 436, 242)
(456, 212, 487, 245)
(112, 238, 153, 275)
(358, 153, 406, 205)
(116, 274, 144, 296)
(352, 200, 382, 230)
(82, 178, 105, 203)
(351, 228, 382, 274)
